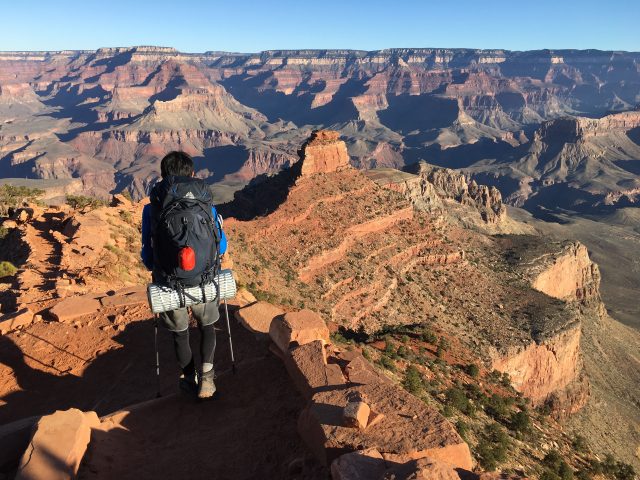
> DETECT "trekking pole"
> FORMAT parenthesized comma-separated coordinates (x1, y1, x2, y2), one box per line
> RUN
(154, 314, 161, 397)
(223, 298, 236, 374)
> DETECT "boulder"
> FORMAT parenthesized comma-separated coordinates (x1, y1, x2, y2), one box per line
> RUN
(331, 449, 386, 480)
(298, 382, 472, 468)
(16, 209, 29, 223)
(15, 408, 100, 480)
(343, 401, 370, 429)
(0, 307, 34, 334)
(49, 293, 102, 322)
(269, 309, 330, 353)
(367, 410, 385, 429)
(284, 340, 345, 399)
(235, 301, 283, 334)
(1, 219, 18, 229)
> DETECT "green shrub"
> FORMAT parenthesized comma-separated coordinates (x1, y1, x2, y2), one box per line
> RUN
(510, 410, 531, 433)
(119, 210, 133, 224)
(403, 365, 424, 395)
(377, 355, 396, 372)
(436, 337, 450, 358)
(590, 455, 636, 480)
(455, 420, 469, 441)
(575, 469, 592, 480)
(420, 329, 438, 344)
(485, 393, 514, 420)
(476, 423, 510, 470)
(543, 450, 573, 480)
(540, 471, 562, 480)
(0, 261, 17, 277)
(446, 387, 475, 416)
(397, 345, 412, 360)
(572, 434, 588, 453)
(466, 363, 480, 378)
(384, 340, 399, 359)
(66, 195, 107, 210)
(0, 184, 44, 215)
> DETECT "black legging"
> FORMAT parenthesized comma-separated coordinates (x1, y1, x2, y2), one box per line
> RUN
(173, 323, 217, 376)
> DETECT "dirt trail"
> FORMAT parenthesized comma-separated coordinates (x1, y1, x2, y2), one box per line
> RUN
(8, 212, 64, 311)
(0, 296, 325, 478)
(78, 321, 325, 480)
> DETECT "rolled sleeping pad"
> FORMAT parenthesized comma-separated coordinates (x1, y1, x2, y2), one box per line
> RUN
(147, 269, 237, 314)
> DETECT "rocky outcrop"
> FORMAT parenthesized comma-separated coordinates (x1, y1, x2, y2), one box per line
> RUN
(266, 307, 474, 471)
(404, 162, 506, 224)
(490, 320, 589, 415)
(298, 130, 351, 176)
(366, 164, 511, 232)
(529, 242, 602, 304)
(234, 300, 282, 334)
(489, 238, 604, 416)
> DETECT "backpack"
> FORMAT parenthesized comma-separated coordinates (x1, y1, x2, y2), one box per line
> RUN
(150, 176, 221, 289)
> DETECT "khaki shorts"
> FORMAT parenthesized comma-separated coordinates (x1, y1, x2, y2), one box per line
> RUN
(159, 301, 220, 332)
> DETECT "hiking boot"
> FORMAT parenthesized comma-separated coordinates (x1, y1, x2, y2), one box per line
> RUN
(198, 369, 216, 399)
(179, 372, 198, 396)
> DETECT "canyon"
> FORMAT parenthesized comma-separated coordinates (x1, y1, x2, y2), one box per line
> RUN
(0, 131, 637, 478)
(0, 45, 639, 479)
(0, 46, 639, 209)
(1, 46, 638, 329)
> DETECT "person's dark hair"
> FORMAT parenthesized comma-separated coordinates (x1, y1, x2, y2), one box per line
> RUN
(160, 151, 194, 178)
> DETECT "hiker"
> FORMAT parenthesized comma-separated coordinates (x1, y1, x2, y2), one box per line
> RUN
(140, 151, 227, 399)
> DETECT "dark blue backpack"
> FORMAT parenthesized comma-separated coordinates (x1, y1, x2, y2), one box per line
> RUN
(150, 176, 221, 288)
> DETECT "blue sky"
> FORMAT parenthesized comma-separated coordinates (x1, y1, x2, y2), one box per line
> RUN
(1, 0, 638, 52)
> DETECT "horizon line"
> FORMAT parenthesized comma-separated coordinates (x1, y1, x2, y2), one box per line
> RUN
(1, 45, 639, 55)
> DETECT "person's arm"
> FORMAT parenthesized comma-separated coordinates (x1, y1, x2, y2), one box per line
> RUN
(140, 204, 154, 270)
(211, 205, 227, 255)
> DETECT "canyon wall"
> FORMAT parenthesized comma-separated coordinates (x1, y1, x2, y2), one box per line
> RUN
(491, 241, 604, 416)
(1, 46, 639, 206)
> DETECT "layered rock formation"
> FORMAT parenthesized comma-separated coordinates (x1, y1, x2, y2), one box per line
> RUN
(0, 46, 638, 211)
(298, 130, 351, 176)
(529, 242, 602, 304)
(223, 131, 594, 425)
